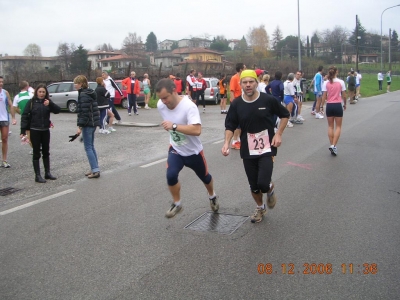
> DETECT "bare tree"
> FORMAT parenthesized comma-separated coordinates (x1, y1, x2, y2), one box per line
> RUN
(271, 26, 283, 50)
(122, 32, 142, 56)
(56, 42, 76, 73)
(23, 43, 42, 57)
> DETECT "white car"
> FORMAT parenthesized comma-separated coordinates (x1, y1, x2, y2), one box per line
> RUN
(47, 81, 97, 113)
(203, 77, 220, 104)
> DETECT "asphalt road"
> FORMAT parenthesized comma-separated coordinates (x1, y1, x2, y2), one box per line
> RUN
(0, 94, 399, 300)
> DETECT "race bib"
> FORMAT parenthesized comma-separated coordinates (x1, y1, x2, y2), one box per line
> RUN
(247, 129, 271, 155)
(169, 130, 188, 147)
(196, 82, 203, 89)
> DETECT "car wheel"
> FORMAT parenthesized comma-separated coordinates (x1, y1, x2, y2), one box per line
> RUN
(214, 94, 220, 105)
(121, 98, 128, 109)
(67, 100, 77, 113)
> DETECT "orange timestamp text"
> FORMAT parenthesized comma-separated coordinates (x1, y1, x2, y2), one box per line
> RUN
(257, 263, 378, 275)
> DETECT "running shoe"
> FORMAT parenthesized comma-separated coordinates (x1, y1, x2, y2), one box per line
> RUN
(102, 129, 110, 134)
(266, 183, 277, 209)
(203, 108, 206, 113)
(165, 203, 182, 218)
(233, 141, 241, 150)
(99, 129, 104, 134)
(129, 113, 132, 116)
(315, 113, 324, 119)
(209, 195, 219, 212)
(250, 207, 266, 223)
(297, 115, 305, 121)
(286, 121, 293, 128)
(135, 112, 139, 115)
(329, 146, 337, 156)
(117, 120, 123, 124)
(311, 110, 316, 115)
(109, 127, 116, 132)
(2, 161, 11, 168)
(8, 131, 12, 136)
(293, 119, 303, 124)
(145, 106, 151, 110)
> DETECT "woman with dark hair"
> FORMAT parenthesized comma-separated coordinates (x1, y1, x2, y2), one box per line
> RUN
(20, 84, 61, 183)
(321, 66, 346, 156)
(74, 75, 101, 178)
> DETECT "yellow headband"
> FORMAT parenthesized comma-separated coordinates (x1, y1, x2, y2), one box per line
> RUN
(240, 70, 258, 81)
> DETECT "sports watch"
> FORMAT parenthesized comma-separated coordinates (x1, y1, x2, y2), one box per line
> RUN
(172, 123, 177, 131)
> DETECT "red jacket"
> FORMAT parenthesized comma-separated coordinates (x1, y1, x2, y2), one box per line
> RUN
(121, 77, 141, 95)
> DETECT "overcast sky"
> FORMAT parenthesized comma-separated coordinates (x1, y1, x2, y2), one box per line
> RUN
(1, 0, 399, 57)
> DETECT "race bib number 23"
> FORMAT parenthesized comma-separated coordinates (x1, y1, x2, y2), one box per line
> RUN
(247, 130, 271, 155)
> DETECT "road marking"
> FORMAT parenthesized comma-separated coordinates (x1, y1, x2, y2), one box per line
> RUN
(284, 161, 312, 170)
(212, 140, 224, 144)
(140, 158, 167, 168)
(0, 189, 75, 216)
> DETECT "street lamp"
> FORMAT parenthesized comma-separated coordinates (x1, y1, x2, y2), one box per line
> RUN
(380, 4, 400, 71)
(297, 0, 301, 70)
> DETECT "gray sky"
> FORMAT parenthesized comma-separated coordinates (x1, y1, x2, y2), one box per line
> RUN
(1, 0, 399, 56)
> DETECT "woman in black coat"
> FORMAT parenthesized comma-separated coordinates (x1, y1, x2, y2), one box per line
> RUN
(20, 84, 61, 183)
(74, 75, 101, 178)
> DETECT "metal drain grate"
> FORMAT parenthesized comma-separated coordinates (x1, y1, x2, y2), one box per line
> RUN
(184, 212, 249, 235)
(0, 187, 22, 196)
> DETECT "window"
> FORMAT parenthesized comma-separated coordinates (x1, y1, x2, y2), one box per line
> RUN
(103, 62, 108, 67)
(58, 83, 72, 93)
(47, 84, 58, 93)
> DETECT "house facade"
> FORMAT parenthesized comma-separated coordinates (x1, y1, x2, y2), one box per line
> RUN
(0, 55, 58, 80)
(87, 50, 122, 70)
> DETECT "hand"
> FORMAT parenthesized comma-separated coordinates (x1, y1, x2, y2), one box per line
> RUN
(44, 99, 50, 106)
(271, 134, 282, 147)
(161, 121, 173, 131)
(76, 127, 82, 135)
(343, 104, 347, 111)
(221, 144, 230, 156)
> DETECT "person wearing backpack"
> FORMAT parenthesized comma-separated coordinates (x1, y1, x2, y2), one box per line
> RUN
(347, 71, 357, 104)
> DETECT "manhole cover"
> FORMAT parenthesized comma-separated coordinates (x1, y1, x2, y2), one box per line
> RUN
(0, 187, 22, 196)
(184, 212, 249, 235)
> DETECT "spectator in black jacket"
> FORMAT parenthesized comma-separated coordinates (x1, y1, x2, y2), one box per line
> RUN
(95, 77, 115, 134)
(20, 84, 61, 183)
(74, 75, 101, 179)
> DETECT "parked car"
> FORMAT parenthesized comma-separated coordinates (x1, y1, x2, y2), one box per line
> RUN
(114, 80, 145, 109)
(203, 77, 220, 104)
(47, 81, 97, 113)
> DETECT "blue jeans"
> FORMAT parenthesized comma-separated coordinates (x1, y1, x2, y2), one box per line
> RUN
(82, 126, 99, 173)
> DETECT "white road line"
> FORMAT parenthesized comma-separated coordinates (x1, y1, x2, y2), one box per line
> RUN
(212, 140, 224, 144)
(140, 158, 167, 168)
(0, 189, 75, 216)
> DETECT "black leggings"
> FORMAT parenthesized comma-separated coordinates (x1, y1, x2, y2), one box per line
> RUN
(196, 91, 205, 108)
(30, 129, 50, 160)
(243, 156, 274, 193)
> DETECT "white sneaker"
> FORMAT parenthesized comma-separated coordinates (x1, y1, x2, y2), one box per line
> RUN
(144, 106, 151, 110)
(297, 115, 305, 121)
(311, 110, 316, 115)
(117, 120, 123, 124)
(286, 121, 294, 128)
(109, 127, 116, 132)
(128, 113, 131, 116)
(8, 131, 12, 136)
(102, 129, 110, 134)
(315, 113, 324, 119)
(99, 129, 104, 134)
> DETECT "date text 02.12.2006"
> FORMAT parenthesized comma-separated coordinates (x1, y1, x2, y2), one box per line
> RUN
(257, 263, 378, 275)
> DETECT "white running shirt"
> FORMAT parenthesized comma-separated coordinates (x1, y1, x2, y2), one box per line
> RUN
(157, 96, 203, 156)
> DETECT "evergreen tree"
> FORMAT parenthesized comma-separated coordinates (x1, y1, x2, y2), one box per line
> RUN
(70, 45, 89, 74)
(145, 32, 158, 52)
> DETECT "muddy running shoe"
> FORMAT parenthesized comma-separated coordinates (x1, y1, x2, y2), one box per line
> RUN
(209, 195, 219, 212)
(165, 203, 182, 218)
(250, 207, 266, 223)
(266, 184, 277, 209)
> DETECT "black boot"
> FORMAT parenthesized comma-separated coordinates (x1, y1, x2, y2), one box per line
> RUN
(33, 160, 46, 183)
(43, 158, 57, 180)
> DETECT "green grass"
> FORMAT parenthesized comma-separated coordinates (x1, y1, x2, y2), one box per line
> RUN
(346, 73, 399, 98)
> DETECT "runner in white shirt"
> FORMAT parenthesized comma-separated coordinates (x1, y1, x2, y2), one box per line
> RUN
(156, 78, 219, 218)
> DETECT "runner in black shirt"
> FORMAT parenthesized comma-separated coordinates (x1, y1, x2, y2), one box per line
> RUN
(222, 70, 290, 223)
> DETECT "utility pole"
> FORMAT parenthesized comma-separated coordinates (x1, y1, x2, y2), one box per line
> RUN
(356, 15, 359, 71)
(389, 28, 392, 70)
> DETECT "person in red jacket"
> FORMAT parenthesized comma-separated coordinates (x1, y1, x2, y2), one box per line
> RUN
(122, 71, 141, 116)
(196, 73, 207, 112)
(173, 73, 184, 95)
